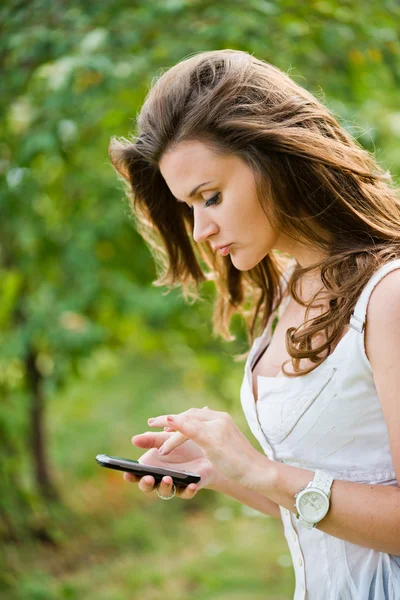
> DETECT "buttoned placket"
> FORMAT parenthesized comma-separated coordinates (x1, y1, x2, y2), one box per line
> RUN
(243, 344, 308, 599)
(281, 507, 307, 598)
(239, 258, 400, 600)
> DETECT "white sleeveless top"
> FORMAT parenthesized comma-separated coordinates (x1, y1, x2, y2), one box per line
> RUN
(240, 258, 400, 599)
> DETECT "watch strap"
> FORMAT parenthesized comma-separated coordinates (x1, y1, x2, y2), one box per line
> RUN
(295, 470, 334, 529)
(312, 470, 334, 497)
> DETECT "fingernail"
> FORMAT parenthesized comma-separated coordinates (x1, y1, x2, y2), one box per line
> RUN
(158, 445, 166, 455)
(166, 416, 174, 422)
(148, 418, 154, 423)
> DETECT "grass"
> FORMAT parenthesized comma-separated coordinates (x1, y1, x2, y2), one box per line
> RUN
(3, 344, 295, 600)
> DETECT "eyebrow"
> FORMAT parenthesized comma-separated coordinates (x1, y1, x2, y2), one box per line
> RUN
(176, 180, 214, 203)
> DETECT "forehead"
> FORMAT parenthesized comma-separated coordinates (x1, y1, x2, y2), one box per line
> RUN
(159, 140, 255, 203)
(159, 140, 223, 179)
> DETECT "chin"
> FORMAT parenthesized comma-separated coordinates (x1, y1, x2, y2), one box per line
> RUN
(230, 253, 262, 272)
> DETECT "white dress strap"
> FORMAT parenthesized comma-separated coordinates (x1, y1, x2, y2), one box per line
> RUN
(350, 258, 400, 333)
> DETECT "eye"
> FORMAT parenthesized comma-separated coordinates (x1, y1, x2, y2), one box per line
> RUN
(185, 192, 220, 215)
(204, 192, 221, 207)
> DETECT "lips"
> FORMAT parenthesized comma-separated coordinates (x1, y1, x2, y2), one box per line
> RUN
(212, 243, 231, 250)
(216, 244, 231, 256)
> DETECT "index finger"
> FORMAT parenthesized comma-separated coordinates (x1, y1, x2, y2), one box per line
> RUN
(157, 430, 188, 456)
(148, 406, 211, 428)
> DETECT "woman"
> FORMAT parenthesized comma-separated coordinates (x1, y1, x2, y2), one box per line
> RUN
(108, 50, 400, 599)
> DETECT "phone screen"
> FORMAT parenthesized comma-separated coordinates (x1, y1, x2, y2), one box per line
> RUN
(95, 454, 201, 486)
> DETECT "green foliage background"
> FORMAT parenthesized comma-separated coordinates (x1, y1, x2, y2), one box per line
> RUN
(1, 1, 399, 598)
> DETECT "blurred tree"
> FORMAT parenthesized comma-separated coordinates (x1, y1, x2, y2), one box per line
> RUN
(0, 0, 399, 548)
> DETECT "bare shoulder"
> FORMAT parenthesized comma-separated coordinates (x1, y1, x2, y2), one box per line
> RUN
(364, 266, 400, 363)
(365, 266, 400, 485)
(366, 266, 400, 327)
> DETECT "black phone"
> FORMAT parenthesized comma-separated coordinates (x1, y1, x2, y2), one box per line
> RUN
(95, 454, 201, 487)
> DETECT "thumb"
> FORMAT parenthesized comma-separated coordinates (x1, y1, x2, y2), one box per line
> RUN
(131, 431, 174, 449)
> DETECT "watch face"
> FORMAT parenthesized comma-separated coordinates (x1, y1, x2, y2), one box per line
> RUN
(298, 490, 329, 522)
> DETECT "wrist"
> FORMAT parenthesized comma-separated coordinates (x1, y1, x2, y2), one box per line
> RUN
(206, 471, 229, 493)
(204, 466, 228, 492)
(240, 451, 278, 494)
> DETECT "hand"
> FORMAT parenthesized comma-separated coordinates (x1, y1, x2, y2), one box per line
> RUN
(147, 407, 266, 487)
(124, 426, 222, 499)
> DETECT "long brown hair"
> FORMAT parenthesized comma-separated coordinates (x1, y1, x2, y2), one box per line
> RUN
(108, 49, 400, 376)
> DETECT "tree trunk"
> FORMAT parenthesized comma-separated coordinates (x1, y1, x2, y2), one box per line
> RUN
(0, 409, 37, 542)
(25, 349, 59, 502)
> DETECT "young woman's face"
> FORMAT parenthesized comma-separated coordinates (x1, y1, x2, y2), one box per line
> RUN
(159, 140, 285, 271)
(159, 140, 326, 272)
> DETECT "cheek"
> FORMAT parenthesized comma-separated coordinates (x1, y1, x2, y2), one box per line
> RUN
(230, 204, 261, 233)
(246, 213, 272, 243)
(223, 195, 271, 243)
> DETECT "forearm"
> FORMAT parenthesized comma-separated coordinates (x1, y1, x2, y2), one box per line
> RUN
(248, 456, 400, 555)
(208, 471, 281, 518)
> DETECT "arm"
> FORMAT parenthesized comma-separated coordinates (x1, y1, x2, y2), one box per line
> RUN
(209, 470, 281, 518)
(247, 460, 400, 553)
(241, 270, 400, 555)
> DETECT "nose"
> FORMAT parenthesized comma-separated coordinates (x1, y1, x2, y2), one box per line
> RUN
(192, 209, 219, 244)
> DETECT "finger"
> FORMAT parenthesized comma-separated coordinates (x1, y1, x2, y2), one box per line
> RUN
(155, 477, 198, 500)
(165, 408, 207, 428)
(138, 475, 156, 493)
(131, 431, 173, 448)
(158, 430, 189, 456)
(123, 472, 140, 483)
(147, 406, 213, 428)
(160, 407, 207, 429)
(125, 473, 198, 499)
(156, 476, 175, 497)
(178, 483, 199, 499)
(159, 414, 204, 450)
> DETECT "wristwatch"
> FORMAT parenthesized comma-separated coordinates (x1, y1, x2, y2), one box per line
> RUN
(294, 470, 334, 530)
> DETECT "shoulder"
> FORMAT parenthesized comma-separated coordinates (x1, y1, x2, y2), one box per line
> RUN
(365, 266, 400, 484)
(365, 266, 400, 363)
(366, 266, 400, 332)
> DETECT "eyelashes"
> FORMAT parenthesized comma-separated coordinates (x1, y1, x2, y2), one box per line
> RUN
(187, 192, 221, 215)
(205, 192, 221, 207)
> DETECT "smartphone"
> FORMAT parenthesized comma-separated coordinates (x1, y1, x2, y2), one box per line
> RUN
(95, 454, 201, 487)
